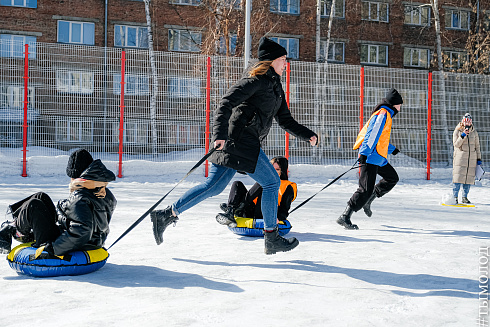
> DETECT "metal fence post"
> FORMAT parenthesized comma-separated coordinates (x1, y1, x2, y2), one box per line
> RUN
(21, 43, 29, 177)
(117, 50, 126, 178)
(427, 72, 433, 180)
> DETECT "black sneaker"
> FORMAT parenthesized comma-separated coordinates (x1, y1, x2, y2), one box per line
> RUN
(0, 221, 16, 254)
(151, 206, 179, 245)
(264, 227, 299, 255)
(216, 211, 237, 228)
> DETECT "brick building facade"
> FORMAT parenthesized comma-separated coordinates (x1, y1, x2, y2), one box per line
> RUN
(1, 0, 489, 70)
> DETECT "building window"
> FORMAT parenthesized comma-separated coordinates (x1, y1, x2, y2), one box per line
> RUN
(114, 25, 148, 48)
(270, 0, 299, 15)
(282, 83, 298, 103)
(364, 87, 385, 106)
(360, 44, 388, 66)
(320, 41, 345, 63)
(0, 0, 37, 8)
(166, 123, 202, 145)
(169, 77, 201, 98)
(361, 1, 389, 22)
(168, 29, 201, 52)
(55, 118, 93, 142)
(0, 34, 37, 59)
(445, 8, 470, 30)
(320, 0, 344, 18)
(111, 120, 148, 144)
(403, 48, 430, 68)
(483, 11, 490, 31)
(404, 4, 430, 26)
(113, 74, 150, 95)
(169, 0, 200, 5)
(444, 51, 467, 70)
(57, 20, 95, 45)
(218, 34, 237, 55)
(6, 86, 35, 108)
(270, 37, 299, 59)
(56, 70, 94, 94)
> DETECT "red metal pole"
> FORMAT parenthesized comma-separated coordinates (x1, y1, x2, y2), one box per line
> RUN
(117, 50, 126, 178)
(359, 67, 365, 131)
(21, 44, 29, 177)
(205, 57, 211, 177)
(427, 72, 433, 180)
(285, 61, 291, 160)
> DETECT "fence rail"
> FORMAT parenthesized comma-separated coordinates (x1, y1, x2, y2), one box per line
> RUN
(0, 40, 489, 178)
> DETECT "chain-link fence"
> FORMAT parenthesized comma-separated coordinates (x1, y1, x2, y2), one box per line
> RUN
(1, 40, 488, 177)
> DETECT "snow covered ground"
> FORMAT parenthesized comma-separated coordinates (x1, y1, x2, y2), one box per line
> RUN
(0, 154, 488, 327)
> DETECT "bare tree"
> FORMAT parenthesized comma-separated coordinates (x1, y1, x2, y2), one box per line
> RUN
(143, 0, 159, 153)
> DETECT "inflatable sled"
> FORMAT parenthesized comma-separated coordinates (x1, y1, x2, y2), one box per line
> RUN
(229, 217, 292, 237)
(7, 242, 109, 277)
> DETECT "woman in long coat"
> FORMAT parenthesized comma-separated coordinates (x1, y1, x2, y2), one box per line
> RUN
(452, 113, 482, 203)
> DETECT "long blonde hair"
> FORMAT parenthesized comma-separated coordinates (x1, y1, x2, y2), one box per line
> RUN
(248, 61, 273, 77)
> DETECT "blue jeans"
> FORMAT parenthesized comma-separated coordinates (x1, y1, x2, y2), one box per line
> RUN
(453, 183, 470, 198)
(172, 149, 281, 230)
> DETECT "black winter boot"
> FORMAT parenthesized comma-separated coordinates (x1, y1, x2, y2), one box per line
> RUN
(151, 206, 179, 245)
(362, 193, 377, 217)
(216, 204, 237, 228)
(462, 197, 471, 204)
(337, 205, 359, 230)
(264, 227, 299, 255)
(0, 221, 16, 254)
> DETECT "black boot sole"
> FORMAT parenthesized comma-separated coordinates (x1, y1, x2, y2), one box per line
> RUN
(336, 218, 359, 230)
(265, 238, 299, 255)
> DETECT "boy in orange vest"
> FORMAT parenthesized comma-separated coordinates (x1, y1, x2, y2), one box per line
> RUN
(337, 88, 402, 229)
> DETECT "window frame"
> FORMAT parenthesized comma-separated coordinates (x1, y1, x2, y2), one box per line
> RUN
(320, 0, 345, 18)
(55, 118, 94, 143)
(57, 20, 95, 45)
(56, 70, 95, 94)
(114, 24, 149, 49)
(168, 76, 202, 98)
(445, 8, 471, 30)
(113, 73, 150, 96)
(403, 47, 430, 68)
(168, 29, 202, 52)
(404, 4, 431, 26)
(361, 1, 389, 23)
(270, 0, 300, 15)
(320, 40, 345, 63)
(360, 44, 388, 66)
(0, 34, 37, 59)
(0, 0, 37, 8)
(444, 50, 467, 70)
(169, 0, 200, 5)
(218, 34, 237, 56)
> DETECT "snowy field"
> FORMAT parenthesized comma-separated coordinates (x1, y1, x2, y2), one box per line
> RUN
(0, 154, 488, 327)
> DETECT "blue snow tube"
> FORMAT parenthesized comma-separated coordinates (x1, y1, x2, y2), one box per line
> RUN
(228, 218, 292, 237)
(7, 242, 109, 277)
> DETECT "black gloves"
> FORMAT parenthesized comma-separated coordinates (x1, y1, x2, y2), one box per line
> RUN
(392, 148, 400, 155)
(358, 155, 367, 165)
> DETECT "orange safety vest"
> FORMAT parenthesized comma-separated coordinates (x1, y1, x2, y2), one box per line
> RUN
(253, 180, 297, 205)
(353, 108, 392, 159)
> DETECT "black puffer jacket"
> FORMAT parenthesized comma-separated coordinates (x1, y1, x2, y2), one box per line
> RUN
(209, 68, 317, 173)
(54, 159, 117, 255)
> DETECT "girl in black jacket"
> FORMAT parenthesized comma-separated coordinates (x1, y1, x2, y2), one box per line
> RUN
(151, 37, 317, 255)
(0, 149, 117, 256)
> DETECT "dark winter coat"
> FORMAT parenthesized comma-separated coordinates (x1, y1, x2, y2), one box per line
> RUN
(209, 68, 317, 173)
(54, 160, 117, 255)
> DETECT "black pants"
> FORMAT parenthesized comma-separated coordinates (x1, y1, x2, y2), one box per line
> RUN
(227, 181, 263, 219)
(12, 192, 61, 246)
(348, 163, 399, 212)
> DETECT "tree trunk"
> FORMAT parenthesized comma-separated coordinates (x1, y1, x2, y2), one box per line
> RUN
(431, 0, 452, 166)
(144, 0, 159, 154)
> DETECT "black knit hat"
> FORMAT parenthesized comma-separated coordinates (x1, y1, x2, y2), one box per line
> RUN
(66, 149, 94, 178)
(271, 156, 289, 180)
(385, 88, 403, 105)
(258, 37, 287, 61)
